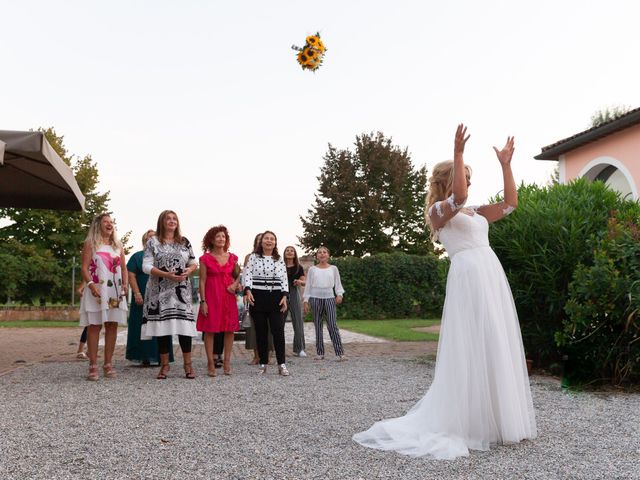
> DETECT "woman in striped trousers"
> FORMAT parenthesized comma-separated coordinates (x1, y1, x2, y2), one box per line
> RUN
(303, 246, 346, 360)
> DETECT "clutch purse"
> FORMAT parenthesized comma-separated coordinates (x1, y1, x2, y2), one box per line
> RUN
(240, 307, 252, 328)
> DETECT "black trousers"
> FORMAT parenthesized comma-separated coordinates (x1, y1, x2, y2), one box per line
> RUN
(250, 289, 286, 365)
(158, 335, 192, 355)
(252, 310, 285, 365)
(214, 332, 224, 355)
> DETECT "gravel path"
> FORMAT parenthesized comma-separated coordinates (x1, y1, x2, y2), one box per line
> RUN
(1, 356, 638, 479)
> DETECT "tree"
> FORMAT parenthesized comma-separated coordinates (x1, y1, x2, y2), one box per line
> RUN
(590, 105, 632, 128)
(0, 239, 63, 303)
(299, 132, 432, 257)
(0, 127, 124, 303)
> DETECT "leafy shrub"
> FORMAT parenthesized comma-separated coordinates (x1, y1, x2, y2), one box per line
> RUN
(488, 178, 640, 376)
(561, 218, 640, 385)
(332, 252, 446, 319)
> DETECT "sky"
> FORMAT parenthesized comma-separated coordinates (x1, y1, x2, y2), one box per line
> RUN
(2, 0, 639, 258)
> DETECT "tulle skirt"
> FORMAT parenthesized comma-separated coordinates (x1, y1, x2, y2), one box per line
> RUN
(353, 245, 537, 459)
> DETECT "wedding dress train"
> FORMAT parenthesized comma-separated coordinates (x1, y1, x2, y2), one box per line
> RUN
(353, 210, 537, 459)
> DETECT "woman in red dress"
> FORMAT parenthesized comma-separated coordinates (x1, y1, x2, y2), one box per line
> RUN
(197, 225, 240, 376)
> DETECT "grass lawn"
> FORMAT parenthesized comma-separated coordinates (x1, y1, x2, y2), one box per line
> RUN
(338, 318, 440, 342)
(0, 320, 78, 328)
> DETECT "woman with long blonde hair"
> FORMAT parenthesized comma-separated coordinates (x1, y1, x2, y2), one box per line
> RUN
(354, 124, 537, 459)
(79, 213, 128, 381)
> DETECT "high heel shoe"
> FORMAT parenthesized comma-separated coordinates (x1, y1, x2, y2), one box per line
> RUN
(103, 363, 117, 379)
(156, 363, 170, 380)
(207, 363, 217, 377)
(87, 364, 99, 381)
(184, 362, 196, 379)
(223, 362, 231, 375)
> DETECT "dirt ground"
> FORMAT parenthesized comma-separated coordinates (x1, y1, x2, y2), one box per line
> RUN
(0, 327, 438, 376)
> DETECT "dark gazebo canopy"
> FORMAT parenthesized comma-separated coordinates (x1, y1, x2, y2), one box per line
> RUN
(0, 130, 85, 211)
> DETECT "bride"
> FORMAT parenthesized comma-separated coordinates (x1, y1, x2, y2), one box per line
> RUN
(353, 124, 537, 459)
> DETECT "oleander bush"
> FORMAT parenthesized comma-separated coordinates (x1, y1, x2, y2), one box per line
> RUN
(332, 252, 447, 319)
(561, 217, 640, 385)
(488, 178, 640, 385)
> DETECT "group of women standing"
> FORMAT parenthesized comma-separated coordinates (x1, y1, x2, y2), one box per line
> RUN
(78, 209, 347, 381)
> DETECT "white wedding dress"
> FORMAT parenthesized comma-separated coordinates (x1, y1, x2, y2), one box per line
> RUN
(353, 208, 537, 459)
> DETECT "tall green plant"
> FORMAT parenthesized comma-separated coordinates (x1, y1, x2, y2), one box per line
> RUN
(488, 178, 640, 368)
(561, 218, 640, 385)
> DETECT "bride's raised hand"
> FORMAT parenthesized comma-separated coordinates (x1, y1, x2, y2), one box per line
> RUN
(493, 136, 515, 167)
(454, 124, 470, 157)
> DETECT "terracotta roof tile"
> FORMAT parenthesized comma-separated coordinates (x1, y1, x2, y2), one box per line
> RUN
(535, 106, 640, 160)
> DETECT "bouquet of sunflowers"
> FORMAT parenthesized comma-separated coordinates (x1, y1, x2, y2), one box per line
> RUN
(292, 32, 326, 71)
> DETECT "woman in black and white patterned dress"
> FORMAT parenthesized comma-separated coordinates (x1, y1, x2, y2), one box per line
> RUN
(141, 210, 198, 379)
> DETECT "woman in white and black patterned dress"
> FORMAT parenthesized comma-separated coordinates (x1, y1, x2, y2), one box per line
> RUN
(141, 210, 198, 380)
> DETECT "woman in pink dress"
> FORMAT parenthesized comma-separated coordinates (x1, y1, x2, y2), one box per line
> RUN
(197, 225, 240, 376)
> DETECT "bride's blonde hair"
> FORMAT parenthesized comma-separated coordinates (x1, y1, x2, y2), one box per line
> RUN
(424, 161, 471, 239)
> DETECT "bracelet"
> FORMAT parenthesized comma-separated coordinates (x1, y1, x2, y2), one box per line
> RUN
(134, 292, 142, 296)
(200, 299, 206, 304)
(86, 281, 95, 286)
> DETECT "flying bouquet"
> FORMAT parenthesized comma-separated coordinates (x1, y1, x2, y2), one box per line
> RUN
(292, 32, 326, 71)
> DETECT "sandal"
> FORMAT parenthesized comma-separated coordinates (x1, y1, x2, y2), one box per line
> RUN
(87, 364, 99, 381)
(157, 364, 170, 380)
(223, 362, 231, 376)
(207, 364, 217, 377)
(184, 362, 196, 379)
(103, 364, 117, 379)
(76, 352, 88, 360)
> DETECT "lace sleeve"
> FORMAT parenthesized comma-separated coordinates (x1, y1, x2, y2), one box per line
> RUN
(428, 193, 466, 218)
(472, 201, 516, 223)
(502, 204, 515, 216)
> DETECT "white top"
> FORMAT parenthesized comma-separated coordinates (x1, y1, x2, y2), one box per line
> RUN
(303, 265, 345, 301)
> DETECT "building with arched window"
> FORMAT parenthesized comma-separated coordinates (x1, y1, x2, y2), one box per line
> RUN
(535, 107, 640, 201)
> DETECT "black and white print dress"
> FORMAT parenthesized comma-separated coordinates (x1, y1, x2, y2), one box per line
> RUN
(140, 236, 198, 339)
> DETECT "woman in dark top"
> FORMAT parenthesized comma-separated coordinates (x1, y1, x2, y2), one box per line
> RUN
(284, 246, 306, 357)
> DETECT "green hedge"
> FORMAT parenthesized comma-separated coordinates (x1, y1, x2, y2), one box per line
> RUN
(561, 217, 640, 385)
(488, 178, 640, 385)
(332, 252, 446, 319)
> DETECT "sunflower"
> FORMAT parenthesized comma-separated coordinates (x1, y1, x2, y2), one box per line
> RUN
(306, 35, 319, 47)
(303, 47, 317, 59)
(305, 57, 321, 71)
(316, 40, 326, 53)
(297, 51, 309, 66)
